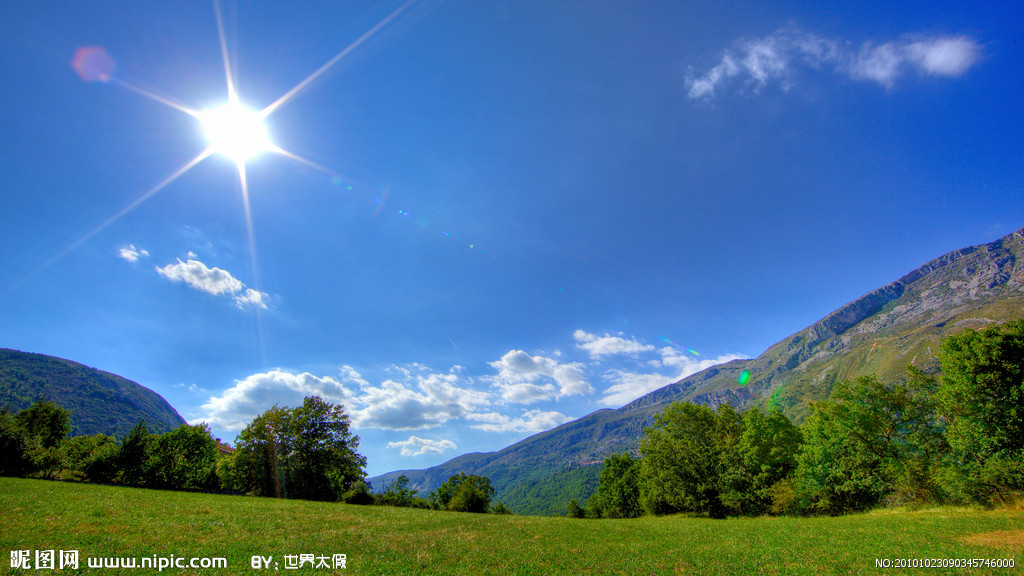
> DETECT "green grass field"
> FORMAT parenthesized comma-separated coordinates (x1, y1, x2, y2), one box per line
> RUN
(2, 477, 1021, 575)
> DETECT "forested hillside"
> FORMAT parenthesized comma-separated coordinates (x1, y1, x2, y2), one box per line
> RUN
(0, 349, 185, 437)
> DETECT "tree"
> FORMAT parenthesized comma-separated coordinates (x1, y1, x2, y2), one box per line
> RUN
(565, 499, 585, 518)
(793, 372, 944, 514)
(0, 408, 33, 477)
(937, 321, 1024, 503)
(12, 400, 71, 479)
(147, 423, 220, 491)
(286, 396, 366, 501)
(639, 402, 740, 517)
(380, 475, 417, 507)
(15, 400, 71, 449)
(429, 473, 495, 513)
(720, 408, 803, 515)
(59, 433, 116, 481)
(233, 406, 289, 497)
(117, 420, 153, 486)
(589, 453, 642, 518)
(232, 397, 366, 501)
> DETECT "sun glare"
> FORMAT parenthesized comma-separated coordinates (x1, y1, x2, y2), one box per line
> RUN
(199, 102, 272, 162)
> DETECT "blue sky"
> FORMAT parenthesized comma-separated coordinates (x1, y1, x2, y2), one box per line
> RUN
(1, 1, 1021, 477)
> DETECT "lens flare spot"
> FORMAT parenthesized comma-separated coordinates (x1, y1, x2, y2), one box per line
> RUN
(199, 102, 272, 161)
(738, 369, 752, 385)
(72, 46, 116, 82)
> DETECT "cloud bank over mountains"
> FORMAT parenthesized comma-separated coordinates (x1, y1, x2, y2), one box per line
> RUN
(193, 330, 745, 459)
(687, 29, 982, 99)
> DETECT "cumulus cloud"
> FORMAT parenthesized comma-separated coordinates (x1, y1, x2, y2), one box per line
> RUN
(198, 369, 359, 430)
(573, 330, 655, 359)
(156, 256, 269, 309)
(466, 409, 573, 433)
(599, 348, 748, 407)
(354, 370, 490, 431)
(387, 435, 457, 457)
(117, 244, 149, 262)
(488, 350, 592, 403)
(687, 29, 981, 98)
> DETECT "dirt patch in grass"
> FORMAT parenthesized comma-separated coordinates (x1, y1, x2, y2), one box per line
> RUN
(959, 530, 1024, 550)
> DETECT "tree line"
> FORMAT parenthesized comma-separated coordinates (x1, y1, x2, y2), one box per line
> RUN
(1, 393, 506, 513)
(574, 321, 1024, 518)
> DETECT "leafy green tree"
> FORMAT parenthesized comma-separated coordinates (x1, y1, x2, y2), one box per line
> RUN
(793, 372, 944, 514)
(589, 453, 642, 518)
(639, 402, 740, 517)
(286, 396, 366, 501)
(84, 441, 121, 483)
(565, 498, 585, 518)
(342, 479, 375, 505)
(937, 321, 1024, 503)
(147, 423, 220, 490)
(117, 420, 153, 486)
(10, 400, 72, 479)
(0, 408, 33, 476)
(15, 400, 71, 449)
(232, 397, 365, 501)
(380, 475, 418, 507)
(59, 433, 116, 481)
(233, 406, 289, 497)
(720, 408, 803, 515)
(430, 473, 495, 513)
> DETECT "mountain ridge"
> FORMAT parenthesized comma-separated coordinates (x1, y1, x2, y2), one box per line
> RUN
(0, 348, 186, 437)
(369, 227, 1024, 514)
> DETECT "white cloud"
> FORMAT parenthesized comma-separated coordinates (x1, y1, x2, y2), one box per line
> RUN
(195, 362, 496, 434)
(198, 369, 359, 431)
(155, 256, 269, 309)
(488, 349, 592, 403)
(688, 29, 981, 98)
(467, 409, 573, 433)
(387, 435, 457, 457)
(352, 369, 490, 431)
(600, 371, 675, 407)
(904, 37, 981, 76)
(117, 244, 149, 262)
(573, 329, 655, 359)
(599, 349, 748, 407)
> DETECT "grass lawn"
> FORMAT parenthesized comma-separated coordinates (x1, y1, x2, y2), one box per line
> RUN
(2, 477, 1022, 575)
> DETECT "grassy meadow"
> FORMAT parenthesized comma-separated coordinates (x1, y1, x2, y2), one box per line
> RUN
(2, 477, 1022, 575)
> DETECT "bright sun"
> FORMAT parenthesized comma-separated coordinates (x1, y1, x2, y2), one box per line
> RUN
(199, 102, 272, 162)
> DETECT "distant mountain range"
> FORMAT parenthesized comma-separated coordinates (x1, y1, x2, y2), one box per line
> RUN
(0, 349, 186, 437)
(370, 226, 1024, 514)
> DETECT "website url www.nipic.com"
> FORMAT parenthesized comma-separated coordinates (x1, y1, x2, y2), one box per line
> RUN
(10, 550, 227, 571)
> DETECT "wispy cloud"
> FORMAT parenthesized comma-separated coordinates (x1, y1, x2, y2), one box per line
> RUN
(387, 435, 457, 457)
(573, 329, 655, 359)
(466, 409, 572, 433)
(599, 349, 747, 407)
(687, 28, 982, 99)
(117, 244, 149, 262)
(488, 350, 592, 403)
(155, 254, 270, 309)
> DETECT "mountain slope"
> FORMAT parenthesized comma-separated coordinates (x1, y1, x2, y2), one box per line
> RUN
(370, 227, 1024, 513)
(0, 349, 186, 437)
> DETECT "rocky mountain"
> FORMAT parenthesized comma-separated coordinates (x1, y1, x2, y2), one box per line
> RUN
(0, 349, 186, 437)
(369, 227, 1024, 514)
